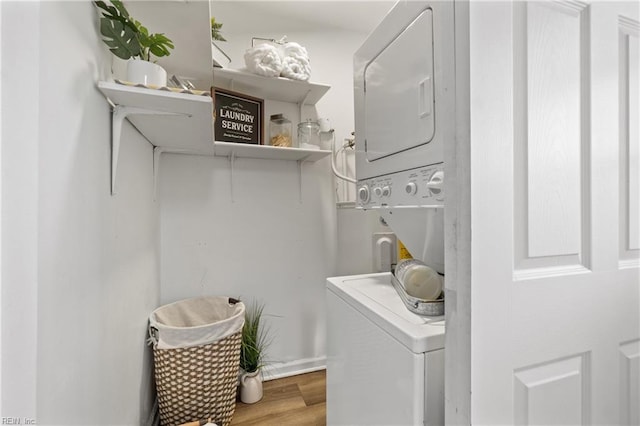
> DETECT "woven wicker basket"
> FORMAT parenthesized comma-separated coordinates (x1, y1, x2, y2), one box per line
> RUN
(153, 331, 242, 426)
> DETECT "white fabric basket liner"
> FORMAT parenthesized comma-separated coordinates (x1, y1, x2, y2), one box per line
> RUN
(149, 296, 245, 350)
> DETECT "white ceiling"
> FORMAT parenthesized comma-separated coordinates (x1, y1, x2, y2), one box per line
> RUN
(210, 1, 396, 34)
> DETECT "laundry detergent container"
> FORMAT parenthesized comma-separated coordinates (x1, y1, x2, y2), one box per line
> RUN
(149, 296, 245, 426)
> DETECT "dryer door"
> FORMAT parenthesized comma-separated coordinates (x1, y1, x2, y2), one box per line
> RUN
(364, 9, 435, 162)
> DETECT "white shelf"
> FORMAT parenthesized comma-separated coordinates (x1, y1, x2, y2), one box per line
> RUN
(97, 81, 214, 195)
(213, 68, 330, 105)
(214, 141, 330, 162)
(98, 81, 214, 153)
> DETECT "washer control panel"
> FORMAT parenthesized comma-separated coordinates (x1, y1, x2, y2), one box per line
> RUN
(357, 163, 444, 208)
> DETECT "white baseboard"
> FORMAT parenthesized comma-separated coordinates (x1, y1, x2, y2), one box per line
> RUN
(262, 356, 326, 381)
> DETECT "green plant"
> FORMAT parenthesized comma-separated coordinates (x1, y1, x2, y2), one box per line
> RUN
(94, 0, 174, 61)
(211, 17, 227, 42)
(240, 300, 271, 373)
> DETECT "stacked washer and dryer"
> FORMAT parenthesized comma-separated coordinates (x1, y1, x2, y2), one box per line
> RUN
(326, 1, 455, 424)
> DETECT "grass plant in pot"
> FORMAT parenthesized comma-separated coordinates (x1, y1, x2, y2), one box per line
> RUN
(94, 0, 174, 86)
(239, 300, 271, 404)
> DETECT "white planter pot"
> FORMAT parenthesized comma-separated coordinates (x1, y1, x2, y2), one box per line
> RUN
(126, 59, 167, 86)
(239, 369, 263, 404)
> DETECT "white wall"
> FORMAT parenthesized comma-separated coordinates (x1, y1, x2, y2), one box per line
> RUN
(2, 2, 160, 424)
(1, 2, 39, 420)
(336, 208, 391, 276)
(160, 154, 335, 375)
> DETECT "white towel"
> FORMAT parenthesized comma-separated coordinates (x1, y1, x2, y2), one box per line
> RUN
(281, 56, 311, 81)
(244, 44, 283, 78)
(281, 42, 308, 59)
(279, 42, 311, 81)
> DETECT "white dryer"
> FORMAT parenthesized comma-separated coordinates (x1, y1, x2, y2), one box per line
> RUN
(352, 0, 454, 273)
(326, 273, 444, 425)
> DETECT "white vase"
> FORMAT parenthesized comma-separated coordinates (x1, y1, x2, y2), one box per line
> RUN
(240, 369, 263, 404)
(126, 59, 167, 87)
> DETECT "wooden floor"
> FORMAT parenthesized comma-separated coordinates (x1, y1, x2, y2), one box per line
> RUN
(231, 370, 326, 426)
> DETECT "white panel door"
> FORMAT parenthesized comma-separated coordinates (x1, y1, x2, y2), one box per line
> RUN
(457, 1, 640, 424)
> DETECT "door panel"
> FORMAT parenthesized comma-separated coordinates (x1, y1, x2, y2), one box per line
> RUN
(514, 354, 590, 426)
(514, 1, 591, 279)
(524, 1, 585, 259)
(620, 17, 640, 265)
(619, 340, 640, 425)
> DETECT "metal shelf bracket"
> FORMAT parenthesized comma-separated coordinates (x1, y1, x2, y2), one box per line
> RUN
(229, 150, 236, 203)
(297, 155, 312, 203)
(298, 89, 312, 123)
(153, 147, 166, 202)
(111, 105, 190, 195)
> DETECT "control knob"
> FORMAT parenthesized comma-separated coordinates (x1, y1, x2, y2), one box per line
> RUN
(405, 182, 418, 195)
(358, 185, 370, 203)
(427, 170, 444, 196)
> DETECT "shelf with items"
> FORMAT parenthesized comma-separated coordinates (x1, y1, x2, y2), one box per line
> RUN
(97, 81, 214, 195)
(212, 68, 330, 106)
(97, 80, 331, 201)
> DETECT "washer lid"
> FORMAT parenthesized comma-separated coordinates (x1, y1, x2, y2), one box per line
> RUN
(327, 272, 444, 353)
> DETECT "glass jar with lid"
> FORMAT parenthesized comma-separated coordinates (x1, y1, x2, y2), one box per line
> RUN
(297, 119, 321, 149)
(269, 114, 293, 147)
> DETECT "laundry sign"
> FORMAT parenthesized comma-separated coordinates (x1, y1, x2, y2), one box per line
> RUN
(212, 87, 264, 144)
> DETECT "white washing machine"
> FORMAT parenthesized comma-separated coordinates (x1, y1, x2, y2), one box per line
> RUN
(326, 273, 445, 425)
